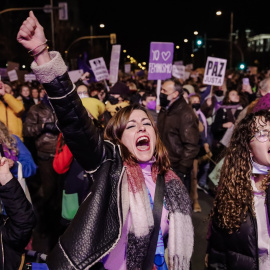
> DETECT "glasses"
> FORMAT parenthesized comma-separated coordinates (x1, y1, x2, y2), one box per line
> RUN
(253, 130, 270, 142)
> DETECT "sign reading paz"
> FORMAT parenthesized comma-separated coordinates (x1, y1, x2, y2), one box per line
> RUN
(203, 57, 227, 86)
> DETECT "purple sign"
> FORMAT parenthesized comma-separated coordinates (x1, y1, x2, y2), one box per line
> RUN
(148, 42, 174, 80)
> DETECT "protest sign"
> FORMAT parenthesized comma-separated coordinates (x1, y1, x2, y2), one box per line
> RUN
(8, 70, 18, 82)
(109, 45, 121, 84)
(68, 69, 84, 83)
(24, 74, 37, 82)
(124, 63, 131, 74)
(89, 57, 109, 81)
(7, 61, 19, 72)
(203, 56, 227, 86)
(148, 42, 174, 80)
(172, 64, 185, 79)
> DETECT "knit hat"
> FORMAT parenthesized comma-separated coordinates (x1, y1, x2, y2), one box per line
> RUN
(109, 81, 130, 96)
(183, 84, 195, 95)
(253, 93, 270, 112)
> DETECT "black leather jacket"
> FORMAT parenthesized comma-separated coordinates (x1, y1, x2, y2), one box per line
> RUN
(43, 73, 127, 269)
(207, 187, 270, 270)
(157, 97, 200, 174)
(0, 178, 36, 270)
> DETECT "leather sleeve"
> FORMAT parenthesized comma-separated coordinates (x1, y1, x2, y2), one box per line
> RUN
(0, 178, 36, 251)
(43, 72, 105, 171)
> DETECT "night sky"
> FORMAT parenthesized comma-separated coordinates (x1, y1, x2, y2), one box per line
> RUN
(1, 0, 269, 66)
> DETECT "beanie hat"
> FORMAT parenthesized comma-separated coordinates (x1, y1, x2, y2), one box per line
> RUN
(253, 93, 270, 112)
(183, 84, 195, 95)
(109, 82, 130, 96)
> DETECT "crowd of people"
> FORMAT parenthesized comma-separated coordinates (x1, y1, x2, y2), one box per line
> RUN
(1, 10, 270, 270)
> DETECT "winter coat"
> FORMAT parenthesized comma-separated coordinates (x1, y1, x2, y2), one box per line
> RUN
(157, 97, 200, 174)
(0, 178, 36, 270)
(211, 104, 243, 142)
(23, 102, 59, 158)
(208, 206, 260, 270)
(0, 94, 24, 141)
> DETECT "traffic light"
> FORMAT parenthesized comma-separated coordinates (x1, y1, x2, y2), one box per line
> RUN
(196, 36, 203, 48)
(239, 63, 246, 70)
(196, 39, 203, 47)
(110, 33, 117, 44)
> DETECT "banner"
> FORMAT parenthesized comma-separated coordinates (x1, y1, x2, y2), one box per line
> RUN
(24, 74, 37, 82)
(109, 45, 121, 84)
(68, 69, 84, 83)
(203, 56, 227, 86)
(148, 42, 174, 80)
(89, 57, 109, 81)
(8, 70, 18, 82)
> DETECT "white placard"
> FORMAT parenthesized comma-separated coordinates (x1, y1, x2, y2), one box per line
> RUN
(124, 63, 131, 74)
(185, 63, 193, 71)
(172, 64, 185, 79)
(174, 60, 184, 65)
(184, 71, 191, 81)
(68, 69, 84, 83)
(203, 56, 227, 86)
(7, 69, 18, 82)
(89, 57, 109, 82)
(109, 45, 121, 84)
(24, 74, 37, 82)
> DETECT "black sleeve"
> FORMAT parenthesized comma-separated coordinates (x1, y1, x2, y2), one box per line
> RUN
(0, 178, 36, 251)
(42, 72, 105, 171)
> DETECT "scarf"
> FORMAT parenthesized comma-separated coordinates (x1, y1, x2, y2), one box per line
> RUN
(124, 161, 194, 270)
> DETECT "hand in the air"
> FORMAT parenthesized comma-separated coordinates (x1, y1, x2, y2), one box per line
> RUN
(17, 10, 47, 52)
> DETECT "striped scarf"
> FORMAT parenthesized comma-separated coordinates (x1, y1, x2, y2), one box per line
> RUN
(124, 162, 194, 270)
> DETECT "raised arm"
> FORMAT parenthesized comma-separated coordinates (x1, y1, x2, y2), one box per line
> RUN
(17, 11, 105, 171)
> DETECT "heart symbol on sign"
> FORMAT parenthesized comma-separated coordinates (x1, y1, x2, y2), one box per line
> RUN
(161, 51, 171, 61)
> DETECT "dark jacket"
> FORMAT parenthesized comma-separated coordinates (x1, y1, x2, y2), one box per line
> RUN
(211, 105, 243, 142)
(157, 97, 200, 174)
(42, 72, 128, 269)
(23, 102, 59, 158)
(21, 96, 35, 123)
(208, 206, 260, 270)
(0, 178, 36, 270)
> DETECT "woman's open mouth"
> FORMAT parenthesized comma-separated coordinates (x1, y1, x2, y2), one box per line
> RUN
(136, 136, 150, 151)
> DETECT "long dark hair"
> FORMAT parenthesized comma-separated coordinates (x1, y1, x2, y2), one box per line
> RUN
(104, 104, 171, 174)
(211, 109, 270, 233)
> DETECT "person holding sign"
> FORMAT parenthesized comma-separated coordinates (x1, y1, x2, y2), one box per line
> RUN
(17, 11, 194, 270)
(206, 109, 270, 270)
(157, 78, 200, 193)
